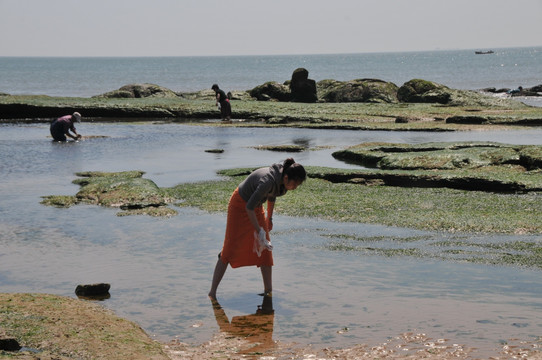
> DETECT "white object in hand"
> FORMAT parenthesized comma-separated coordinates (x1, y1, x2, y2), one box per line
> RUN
(253, 228, 273, 257)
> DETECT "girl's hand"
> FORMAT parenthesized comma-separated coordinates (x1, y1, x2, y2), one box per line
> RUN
(266, 217, 273, 231)
(258, 228, 273, 251)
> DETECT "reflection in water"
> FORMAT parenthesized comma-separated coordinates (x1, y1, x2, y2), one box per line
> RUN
(211, 295, 275, 354)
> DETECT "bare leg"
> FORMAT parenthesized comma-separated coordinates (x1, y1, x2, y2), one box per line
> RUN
(260, 265, 272, 295)
(209, 258, 228, 300)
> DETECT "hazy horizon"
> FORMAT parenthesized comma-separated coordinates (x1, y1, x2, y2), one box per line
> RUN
(1, 0, 541, 57)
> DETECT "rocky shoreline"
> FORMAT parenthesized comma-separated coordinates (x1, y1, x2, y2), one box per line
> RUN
(1, 70, 541, 127)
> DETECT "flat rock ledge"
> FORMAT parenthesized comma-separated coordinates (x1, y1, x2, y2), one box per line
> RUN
(41, 170, 177, 217)
(328, 141, 542, 192)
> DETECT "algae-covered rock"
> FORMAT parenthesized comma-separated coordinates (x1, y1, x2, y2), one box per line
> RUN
(397, 79, 451, 104)
(318, 79, 399, 103)
(252, 144, 306, 152)
(519, 146, 542, 170)
(41, 170, 176, 216)
(94, 83, 179, 99)
(398, 79, 522, 107)
(0, 293, 170, 359)
(331, 141, 542, 192)
(249, 81, 292, 101)
(333, 141, 521, 170)
(40, 195, 78, 207)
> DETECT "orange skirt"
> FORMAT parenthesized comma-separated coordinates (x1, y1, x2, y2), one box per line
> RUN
(220, 188, 273, 268)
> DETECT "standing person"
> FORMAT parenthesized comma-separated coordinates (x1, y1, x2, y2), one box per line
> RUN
(212, 84, 232, 121)
(208, 158, 307, 300)
(50, 112, 82, 141)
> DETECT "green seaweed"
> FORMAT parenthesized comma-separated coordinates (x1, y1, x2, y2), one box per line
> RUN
(42, 171, 176, 217)
(320, 234, 542, 269)
(167, 166, 542, 234)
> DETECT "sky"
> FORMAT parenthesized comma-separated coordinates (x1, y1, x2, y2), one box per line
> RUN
(1, 0, 541, 57)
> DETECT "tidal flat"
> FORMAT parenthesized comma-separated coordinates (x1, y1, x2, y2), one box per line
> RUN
(3, 108, 542, 358)
(2, 93, 542, 131)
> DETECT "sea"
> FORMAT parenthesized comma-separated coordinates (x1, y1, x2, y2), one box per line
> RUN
(1, 46, 541, 106)
(2, 47, 542, 357)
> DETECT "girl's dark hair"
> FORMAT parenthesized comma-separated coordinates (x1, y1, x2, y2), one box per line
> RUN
(283, 158, 307, 183)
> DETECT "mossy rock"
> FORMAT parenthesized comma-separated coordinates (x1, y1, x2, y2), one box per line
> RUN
(318, 79, 399, 103)
(42, 171, 176, 216)
(93, 83, 179, 99)
(249, 81, 292, 101)
(0, 293, 169, 359)
(333, 141, 522, 170)
(397, 79, 520, 107)
(397, 79, 451, 104)
(252, 144, 306, 152)
(331, 141, 542, 192)
(40, 195, 78, 208)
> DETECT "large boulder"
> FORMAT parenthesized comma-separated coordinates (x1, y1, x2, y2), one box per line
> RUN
(318, 78, 399, 103)
(397, 79, 517, 107)
(290, 68, 317, 103)
(397, 79, 451, 104)
(249, 81, 291, 101)
(93, 83, 179, 99)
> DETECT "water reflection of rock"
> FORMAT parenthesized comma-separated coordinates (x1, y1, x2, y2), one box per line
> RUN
(211, 296, 275, 355)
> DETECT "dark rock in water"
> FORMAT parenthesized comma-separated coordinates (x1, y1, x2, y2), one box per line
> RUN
(0, 337, 22, 351)
(318, 78, 399, 103)
(75, 283, 111, 297)
(480, 85, 542, 96)
(93, 83, 179, 99)
(446, 116, 488, 124)
(290, 68, 317, 103)
(249, 81, 291, 101)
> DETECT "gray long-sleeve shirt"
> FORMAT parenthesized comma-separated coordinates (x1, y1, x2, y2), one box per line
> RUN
(238, 163, 287, 210)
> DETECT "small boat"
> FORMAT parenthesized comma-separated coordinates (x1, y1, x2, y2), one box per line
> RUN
(475, 50, 494, 54)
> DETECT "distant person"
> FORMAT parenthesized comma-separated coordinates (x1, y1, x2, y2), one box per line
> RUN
(50, 112, 82, 141)
(507, 86, 523, 95)
(208, 158, 307, 300)
(212, 84, 232, 121)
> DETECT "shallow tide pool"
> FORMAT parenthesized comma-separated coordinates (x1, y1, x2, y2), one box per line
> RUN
(2, 122, 542, 356)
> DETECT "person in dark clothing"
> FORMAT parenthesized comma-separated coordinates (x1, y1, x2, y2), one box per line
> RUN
(212, 84, 232, 121)
(50, 112, 82, 141)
